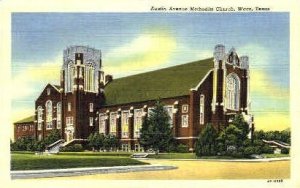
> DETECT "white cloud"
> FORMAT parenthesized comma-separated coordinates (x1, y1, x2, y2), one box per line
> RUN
(238, 43, 271, 67)
(12, 55, 61, 101)
(103, 31, 177, 77)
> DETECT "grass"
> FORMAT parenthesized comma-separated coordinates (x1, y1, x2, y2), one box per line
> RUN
(147, 152, 290, 159)
(262, 153, 290, 158)
(147, 153, 235, 159)
(11, 151, 148, 171)
(147, 153, 197, 159)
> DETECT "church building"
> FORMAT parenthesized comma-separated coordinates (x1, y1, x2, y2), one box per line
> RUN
(14, 44, 253, 151)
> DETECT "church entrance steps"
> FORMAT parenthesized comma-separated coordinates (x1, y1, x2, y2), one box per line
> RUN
(62, 139, 87, 147)
(131, 153, 149, 158)
(45, 139, 65, 154)
(11, 164, 177, 179)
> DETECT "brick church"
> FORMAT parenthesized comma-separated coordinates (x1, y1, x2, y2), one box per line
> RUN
(14, 44, 253, 151)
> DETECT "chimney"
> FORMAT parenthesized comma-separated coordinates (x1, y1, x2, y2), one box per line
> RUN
(105, 74, 113, 84)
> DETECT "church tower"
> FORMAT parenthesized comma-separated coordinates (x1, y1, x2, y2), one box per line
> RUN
(211, 44, 251, 131)
(61, 46, 104, 142)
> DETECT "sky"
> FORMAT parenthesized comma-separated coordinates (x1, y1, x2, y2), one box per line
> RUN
(11, 13, 289, 131)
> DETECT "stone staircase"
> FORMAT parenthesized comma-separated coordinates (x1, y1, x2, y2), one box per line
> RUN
(62, 139, 87, 147)
(45, 139, 65, 154)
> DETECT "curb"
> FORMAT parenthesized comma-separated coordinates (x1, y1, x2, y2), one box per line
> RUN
(11, 164, 177, 179)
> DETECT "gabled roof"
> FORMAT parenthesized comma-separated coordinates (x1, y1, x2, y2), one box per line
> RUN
(36, 83, 62, 101)
(52, 84, 63, 92)
(104, 58, 214, 106)
(14, 115, 35, 124)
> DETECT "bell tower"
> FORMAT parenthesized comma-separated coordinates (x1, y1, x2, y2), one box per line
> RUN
(61, 46, 103, 141)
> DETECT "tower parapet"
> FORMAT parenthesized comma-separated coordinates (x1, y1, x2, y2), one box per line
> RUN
(62, 46, 102, 93)
(240, 56, 249, 70)
(214, 44, 226, 61)
(63, 46, 101, 68)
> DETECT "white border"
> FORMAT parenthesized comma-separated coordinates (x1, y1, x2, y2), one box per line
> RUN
(1, 0, 299, 188)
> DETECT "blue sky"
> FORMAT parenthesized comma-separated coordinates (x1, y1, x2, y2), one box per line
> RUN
(12, 13, 289, 130)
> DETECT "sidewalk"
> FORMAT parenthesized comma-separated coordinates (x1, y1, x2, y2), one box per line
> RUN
(11, 164, 177, 179)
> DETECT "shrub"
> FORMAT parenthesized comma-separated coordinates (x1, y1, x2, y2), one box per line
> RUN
(262, 145, 274, 154)
(195, 123, 218, 156)
(281, 148, 289, 154)
(60, 144, 84, 152)
(176, 144, 189, 153)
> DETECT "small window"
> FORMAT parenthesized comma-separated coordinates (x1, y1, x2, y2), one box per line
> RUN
(89, 117, 94, 126)
(38, 134, 42, 141)
(89, 103, 94, 112)
(47, 88, 51, 95)
(182, 115, 189, 127)
(200, 95, 205, 125)
(66, 116, 73, 126)
(68, 102, 71, 111)
(182, 104, 189, 113)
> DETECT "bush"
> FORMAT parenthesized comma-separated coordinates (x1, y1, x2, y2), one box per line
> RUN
(281, 148, 289, 154)
(243, 146, 256, 156)
(176, 144, 189, 153)
(60, 144, 84, 152)
(262, 145, 273, 154)
(195, 123, 218, 156)
(10, 137, 35, 151)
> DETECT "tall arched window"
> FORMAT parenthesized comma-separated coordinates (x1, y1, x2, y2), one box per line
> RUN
(45, 100, 53, 129)
(37, 106, 43, 131)
(57, 102, 62, 129)
(226, 73, 240, 110)
(84, 63, 95, 92)
(66, 61, 74, 92)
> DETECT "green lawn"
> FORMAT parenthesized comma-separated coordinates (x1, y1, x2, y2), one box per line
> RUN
(147, 153, 236, 159)
(11, 152, 148, 170)
(147, 153, 290, 159)
(262, 153, 290, 158)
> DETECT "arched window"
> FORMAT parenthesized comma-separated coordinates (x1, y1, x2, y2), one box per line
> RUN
(37, 106, 43, 131)
(109, 112, 117, 136)
(134, 109, 143, 138)
(84, 63, 95, 92)
(122, 111, 129, 138)
(57, 102, 61, 129)
(226, 73, 240, 110)
(66, 61, 74, 92)
(45, 100, 52, 129)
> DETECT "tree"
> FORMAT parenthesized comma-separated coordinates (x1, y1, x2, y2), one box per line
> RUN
(216, 114, 251, 156)
(195, 123, 218, 156)
(103, 134, 119, 151)
(87, 132, 105, 151)
(231, 114, 250, 141)
(139, 100, 174, 153)
(44, 129, 61, 146)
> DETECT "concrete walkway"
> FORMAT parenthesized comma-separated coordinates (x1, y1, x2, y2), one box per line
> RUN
(11, 164, 177, 179)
